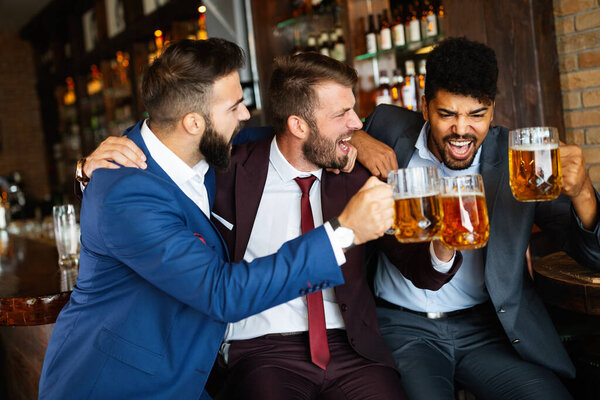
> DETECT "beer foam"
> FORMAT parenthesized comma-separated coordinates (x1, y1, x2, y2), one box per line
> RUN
(394, 191, 439, 200)
(510, 143, 559, 151)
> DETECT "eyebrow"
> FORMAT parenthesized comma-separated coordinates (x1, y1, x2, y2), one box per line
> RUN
(438, 107, 488, 115)
(229, 97, 244, 110)
(334, 106, 353, 116)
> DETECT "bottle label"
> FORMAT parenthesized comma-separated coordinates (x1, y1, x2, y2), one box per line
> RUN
(320, 47, 330, 57)
(409, 20, 421, 42)
(380, 28, 392, 50)
(392, 25, 405, 46)
(376, 94, 393, 106)
(333, 43, 346, 62)
(426, 14, 438, 37)
(402, 84, 417, 110)
(366, 33, 377, 54)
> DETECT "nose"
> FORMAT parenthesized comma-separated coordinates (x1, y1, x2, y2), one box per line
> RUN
(454, 114, 469, 135)
(239, 104, 250, 122)
(348, 109, 363, 130)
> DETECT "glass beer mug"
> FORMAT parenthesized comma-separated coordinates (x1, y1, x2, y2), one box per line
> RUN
(439, 174, 489, 250)
(509, 127, 562, 202)
(387, 166, 442, 243)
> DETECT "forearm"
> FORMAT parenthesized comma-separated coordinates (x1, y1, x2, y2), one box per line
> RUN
(570, 178, 599, 230)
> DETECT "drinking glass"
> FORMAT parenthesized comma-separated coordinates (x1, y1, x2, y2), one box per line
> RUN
(387, 166, 442, 243)
(439, 174, 489, 250)
(53, 204, 80, 269)
(509, 127, 562, 202)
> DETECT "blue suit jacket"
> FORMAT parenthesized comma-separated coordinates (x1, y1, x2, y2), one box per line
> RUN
(39, 121, 344, 399)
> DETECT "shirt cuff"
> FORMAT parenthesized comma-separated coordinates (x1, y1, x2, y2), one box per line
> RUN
(324, 222, 347, 266)
(80, 182, 86, 192)
(429, 242, 455, 273)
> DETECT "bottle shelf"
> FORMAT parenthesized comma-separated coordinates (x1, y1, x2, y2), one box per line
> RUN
(354, 34, 442, 61)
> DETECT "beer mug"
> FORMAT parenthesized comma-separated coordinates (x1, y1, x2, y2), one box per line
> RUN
(439, 174, 489, 250)
(509, 127, 562, 202)
(387, 166, 442, 243)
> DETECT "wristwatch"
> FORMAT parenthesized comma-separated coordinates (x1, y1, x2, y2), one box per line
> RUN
(76, 158, 90, 184)
(329, 217, 355, 251)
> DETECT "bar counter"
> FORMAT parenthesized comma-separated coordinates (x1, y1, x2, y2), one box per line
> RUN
(0, 233, 76, 400)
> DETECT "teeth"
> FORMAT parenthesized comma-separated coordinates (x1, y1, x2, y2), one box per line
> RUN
(340, 141, 348, 151)
(449, 140, 470, 147)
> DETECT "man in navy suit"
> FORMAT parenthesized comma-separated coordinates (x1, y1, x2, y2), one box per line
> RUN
(351, 37, 600, 400)
(39, 39, 395, 400)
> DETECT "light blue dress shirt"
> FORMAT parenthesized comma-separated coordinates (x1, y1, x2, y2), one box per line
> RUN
(374, 122, 490, 312)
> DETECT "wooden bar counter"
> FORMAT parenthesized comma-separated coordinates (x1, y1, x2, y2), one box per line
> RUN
(0, 233, 76, 400)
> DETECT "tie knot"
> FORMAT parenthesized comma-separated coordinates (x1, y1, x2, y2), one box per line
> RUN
(294, 175, 317, 195)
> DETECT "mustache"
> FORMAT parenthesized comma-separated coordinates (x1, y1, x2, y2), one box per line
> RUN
(443, 133, 478, 143)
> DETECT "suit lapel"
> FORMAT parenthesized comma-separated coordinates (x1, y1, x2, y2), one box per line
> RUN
(395, 136, 418, 168)
(234, 139, 271, 261)
(321, 172, 347, 222)
(127, 122, 229, 259)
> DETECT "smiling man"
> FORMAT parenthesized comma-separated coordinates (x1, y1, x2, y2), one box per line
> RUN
(351, 36, 600, 400)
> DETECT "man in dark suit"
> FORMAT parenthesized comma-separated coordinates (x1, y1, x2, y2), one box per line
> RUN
(40, 39, 395, 400)
(351, 37, 600, 400)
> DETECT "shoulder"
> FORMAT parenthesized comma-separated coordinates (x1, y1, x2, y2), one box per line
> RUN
(364, 104, 424, 132)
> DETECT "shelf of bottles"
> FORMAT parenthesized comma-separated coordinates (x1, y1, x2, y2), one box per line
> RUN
(354, 0, 444, 117)
(277, 0, 349, 64)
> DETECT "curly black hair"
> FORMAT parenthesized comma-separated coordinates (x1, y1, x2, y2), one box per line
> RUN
(425, 37, 498, 105)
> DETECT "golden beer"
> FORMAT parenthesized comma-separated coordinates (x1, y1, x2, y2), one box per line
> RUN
(440, 193, 489, 250)
(393, 193, 442, 243)
(509, 144, 561, 202)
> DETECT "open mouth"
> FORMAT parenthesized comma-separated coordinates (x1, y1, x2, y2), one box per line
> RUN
(337, 137, 351, 155)
(446, 139, 474, 160)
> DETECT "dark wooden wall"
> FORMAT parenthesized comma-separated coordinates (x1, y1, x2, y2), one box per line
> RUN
(444, 0, 564, 136)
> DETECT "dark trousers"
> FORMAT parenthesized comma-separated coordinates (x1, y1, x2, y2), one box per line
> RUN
(376, 304, 573, 400)
(222, 329, 407, 400)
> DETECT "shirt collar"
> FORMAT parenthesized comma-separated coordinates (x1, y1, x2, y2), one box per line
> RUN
(269, 136, 322, 182)
(141, 120, 209, 187)
(414, 122, 482, 175)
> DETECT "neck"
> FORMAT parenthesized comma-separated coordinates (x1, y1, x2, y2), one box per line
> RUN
(275, 132, 318, 172)
(150, 121, 202, 167)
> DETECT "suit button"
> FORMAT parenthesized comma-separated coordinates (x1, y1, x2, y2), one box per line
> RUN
(314, 284, 321, 290)
(498, 308, 506, 313)
(340, 304, 348, 312)
(299, 289, 307, 295)
(512, 339, 520, 344)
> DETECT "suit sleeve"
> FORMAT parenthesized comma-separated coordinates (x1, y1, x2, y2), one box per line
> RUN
(535, 191, 600, 270)
(95, 172, 345, 323)
(375, 235, 463, 290)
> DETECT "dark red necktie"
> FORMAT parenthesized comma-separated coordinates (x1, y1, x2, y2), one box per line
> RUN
(294, 175, 330, 370)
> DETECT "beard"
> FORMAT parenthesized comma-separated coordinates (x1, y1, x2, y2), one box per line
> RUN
(301, 123, 349, 170)
(430, 132, 480, 170)
(199, 117, 243, 172)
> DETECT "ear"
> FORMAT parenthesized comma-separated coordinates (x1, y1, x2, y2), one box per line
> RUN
(182, 112, 206, 136)
(421, 96, 429, 122)
(489, 101, 495, 123)
(286, 115, 309, 140)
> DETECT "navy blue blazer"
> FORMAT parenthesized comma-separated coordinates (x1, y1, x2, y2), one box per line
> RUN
(39, 121, 344, 399)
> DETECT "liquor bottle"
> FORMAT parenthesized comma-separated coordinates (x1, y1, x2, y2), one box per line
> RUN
(379, 9, 392, 50)
(422, 0, 439, 37)
(312, 0, 323, 13)
(197, 10, 207, 40)
(305, 34, 318, 52)
(331, 24, 346, 62)
(292, 28, 303, 55)
(319, 31, 330, 57)
(407, 3, 421, 43)
(391, 69, 404, 107)
(435, 0, 445, 32)
(402, 60, 418, 110)
(417, 59, 427, 110)
(375, 71, 393, 106)
(365, 14, 378, 54)
(392, 6, 406, 47)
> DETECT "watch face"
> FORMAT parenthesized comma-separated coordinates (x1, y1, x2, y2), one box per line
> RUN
(336, 226, 355, 248)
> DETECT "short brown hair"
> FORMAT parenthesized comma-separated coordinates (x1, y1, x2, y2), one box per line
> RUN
(142, 38, 244, 128)
(268, 52, 358, 134)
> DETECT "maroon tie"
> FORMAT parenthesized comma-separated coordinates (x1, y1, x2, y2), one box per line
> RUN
(294, 175, 330, 370)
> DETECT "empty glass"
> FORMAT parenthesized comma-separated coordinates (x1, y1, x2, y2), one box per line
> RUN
(53, 204, 80, 269)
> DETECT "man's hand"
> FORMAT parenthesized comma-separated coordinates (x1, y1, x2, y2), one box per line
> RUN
(326, 143, 357, 175)
(83, 136, 147, 179)
(338, 176, 394, 245)
(560, 143, 598, 229)
(349, 130, 398, 180)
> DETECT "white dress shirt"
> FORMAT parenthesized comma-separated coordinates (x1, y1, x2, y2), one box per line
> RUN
(223, 137, 347, 355)
(140, 121, 211, 217)
(374, 122, 490, 312)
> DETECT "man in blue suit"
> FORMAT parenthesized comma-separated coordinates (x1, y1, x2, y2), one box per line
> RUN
(39, 39, 394, 400)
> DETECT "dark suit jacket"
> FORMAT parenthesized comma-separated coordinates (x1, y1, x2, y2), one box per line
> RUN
(365, 104, 600, 378)
(212, 136, 463, 369)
